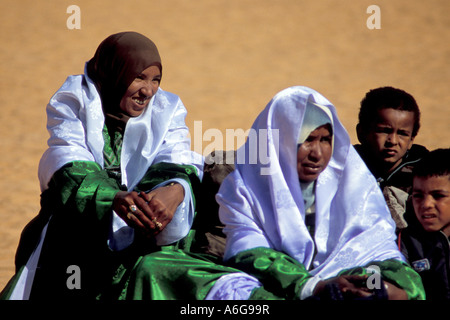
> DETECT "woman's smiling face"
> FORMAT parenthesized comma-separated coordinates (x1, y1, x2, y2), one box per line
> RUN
(119, 65, 161, 117)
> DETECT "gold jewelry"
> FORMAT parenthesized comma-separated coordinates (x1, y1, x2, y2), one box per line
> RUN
(129, 204, 137, 213)
(152, 217, 162, 229)
(127, 212, 134, 220)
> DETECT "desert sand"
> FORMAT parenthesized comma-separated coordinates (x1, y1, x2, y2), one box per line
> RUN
(1, 0, 449, 291)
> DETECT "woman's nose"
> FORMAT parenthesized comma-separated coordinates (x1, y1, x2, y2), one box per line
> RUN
(308, 141, 322, 160)
(140, 80, 157, 96)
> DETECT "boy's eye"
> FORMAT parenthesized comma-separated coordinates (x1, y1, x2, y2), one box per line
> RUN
(375, 126, 392, 134)
(397, 130, 411, 137)
(431, 192, 449, 200)
(412, 192, 423, 199)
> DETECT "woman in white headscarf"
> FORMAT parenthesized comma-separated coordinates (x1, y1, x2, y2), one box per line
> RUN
(212, 86, 424, 300)
(1, 32, 203, 300)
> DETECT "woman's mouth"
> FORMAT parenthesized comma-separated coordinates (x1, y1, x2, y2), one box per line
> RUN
(132, 96, 150, 106)
(303, 164, 322, 173)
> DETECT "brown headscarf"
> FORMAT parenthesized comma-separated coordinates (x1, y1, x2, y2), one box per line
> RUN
(87, 31, 162, 132)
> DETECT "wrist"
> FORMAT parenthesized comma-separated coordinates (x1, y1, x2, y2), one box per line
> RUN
(166, 181, 185, 203)
(300, 276, 323, 300)
(166, 181, 184, 198)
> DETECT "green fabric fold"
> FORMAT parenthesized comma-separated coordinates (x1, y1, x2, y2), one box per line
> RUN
(7, 159, 201, 300)
(118, 250, 241, 300)
(228, 247, 425, 300)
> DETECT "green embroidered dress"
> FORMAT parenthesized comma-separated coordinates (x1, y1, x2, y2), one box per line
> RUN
(1, 125, 212, 300)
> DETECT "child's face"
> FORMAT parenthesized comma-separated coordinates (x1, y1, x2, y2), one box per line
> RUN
(362, 108, 415, 172)
(412, 175, 450, 237)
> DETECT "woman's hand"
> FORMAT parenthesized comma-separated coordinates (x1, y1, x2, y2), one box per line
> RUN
(113, 182, 185, 238)
(313, 275, 373, 299)
(313, 275, 408, 300)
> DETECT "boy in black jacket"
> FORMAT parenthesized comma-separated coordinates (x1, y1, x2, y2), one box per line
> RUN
(399, 148, 450, 300)
(354, 87, 428, 229)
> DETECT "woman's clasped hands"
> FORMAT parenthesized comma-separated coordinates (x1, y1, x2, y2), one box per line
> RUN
(113, 183, 185, 237)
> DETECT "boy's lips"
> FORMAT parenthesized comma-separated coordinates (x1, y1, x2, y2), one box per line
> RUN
(419, 213, 438, 223)
(381, 148, 398, 158)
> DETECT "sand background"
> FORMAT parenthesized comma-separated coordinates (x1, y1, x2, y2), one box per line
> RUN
(0, 0, 449, 290)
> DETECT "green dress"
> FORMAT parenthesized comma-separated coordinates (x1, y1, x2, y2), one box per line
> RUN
(0, 125, 226, 300)
(1, 125, 426, 300)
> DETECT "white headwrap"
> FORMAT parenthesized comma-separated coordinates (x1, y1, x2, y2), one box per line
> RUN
(217, 86, 404, 281)
(297, 101, 334, 146)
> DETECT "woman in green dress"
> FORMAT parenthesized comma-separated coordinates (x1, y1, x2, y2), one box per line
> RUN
(1, 31, 203, 300)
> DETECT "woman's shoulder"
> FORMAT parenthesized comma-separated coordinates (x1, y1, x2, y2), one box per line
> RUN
(49, 74, 92, 104)
(155, 87, 181, 103)
(56, 74, 86, 92)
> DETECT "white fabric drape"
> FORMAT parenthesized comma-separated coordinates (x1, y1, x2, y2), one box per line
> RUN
(9, 66, 203, 300)
(217, 86, 404, 286)
(38, 64, 203, 192)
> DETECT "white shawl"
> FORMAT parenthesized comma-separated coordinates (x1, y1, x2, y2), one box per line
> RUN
(38, 65, 203, 191)
(217, 86, 404, 283)
(9, 68, 203, 300)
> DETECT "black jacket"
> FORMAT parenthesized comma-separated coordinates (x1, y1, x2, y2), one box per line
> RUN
(399, 210, 450, 301)
(354, 144, 429, 192)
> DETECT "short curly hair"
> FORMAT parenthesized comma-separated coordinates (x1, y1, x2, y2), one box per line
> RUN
(358, 87, 421, 137)
(413, 148, 450, 179)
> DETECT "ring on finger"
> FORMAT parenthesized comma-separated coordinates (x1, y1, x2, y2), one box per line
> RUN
(152, 217, 162, 229)
(127, 212, 135, 220)
(129, 204, 137, 213)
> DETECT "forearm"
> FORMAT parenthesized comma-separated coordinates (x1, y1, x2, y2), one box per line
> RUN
(47, 161, 123, 221)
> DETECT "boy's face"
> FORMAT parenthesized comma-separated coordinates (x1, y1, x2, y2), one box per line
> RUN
(412, 175, 450, 237)
(361, 108, 415, 172)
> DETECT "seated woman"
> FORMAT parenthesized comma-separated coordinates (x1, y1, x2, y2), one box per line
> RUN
(211, 86, 425, 300)
(1, 32, 203, 300)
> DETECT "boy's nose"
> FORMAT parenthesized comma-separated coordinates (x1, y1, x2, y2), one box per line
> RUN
(421, 195, 434, 209)
(387, 133, 399, 145)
